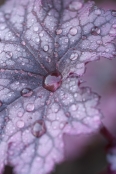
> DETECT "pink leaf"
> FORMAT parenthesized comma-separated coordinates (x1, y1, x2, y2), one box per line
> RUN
(0, 0, 115, 174)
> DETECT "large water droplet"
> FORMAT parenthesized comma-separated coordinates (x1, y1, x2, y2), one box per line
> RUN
(43, 71, 62, 92)
(32, 120, 46, 138)
(111, 10, 116, 17)
(70, 52, 79, 60)
(26, 103, 34, 112)
(91, 26, 101, 36)
(69, 27, 78, 36)
(21, 88, 33, 97)
(69, 1, 83, 11)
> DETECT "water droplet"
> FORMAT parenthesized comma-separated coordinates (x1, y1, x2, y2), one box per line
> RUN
(0, 25, 6, 30)
(111, 10, 116, 17)
(70, 52, 79, 60)
(82, 35, 87, 40)
(5, 116, 9, 122)
(91, 26, 101, 36)
(31, 120, 46, 138)
(54, 52, 58, 58)
(34, 26, 39, 32)
(69, 1, 82, 11)
(55, 42, 59, 48)
(39, 33, 43, 37)
(96, 40, 102, 45)
(26, 103, 34, 112)
(21, 41, 26, 46)
(69, 27, 78, 36)
(94, 9, 101, 15)
(17, 111, 23, 117)
(6, 51, 13, 58)
(35, 38, 40, 43)
(70, 104, 77, 111)
(43, 71, 62, 92)
(21, 88, 33, 97)
(64, 38, 68, 43)
(52, 103, 59, 113)
(16, 120, 25, 128)
(43, 45, 49, 52)
(113, 51, 116, 56)
(113, 24, 116, 28)
(109, 28, 116, 37)
(56, 29, 62, 35)
(46, 57, 51, 63)
(5, 13, 10, 20)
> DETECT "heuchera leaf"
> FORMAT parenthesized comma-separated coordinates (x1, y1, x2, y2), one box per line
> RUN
(0, 0, 115, 174)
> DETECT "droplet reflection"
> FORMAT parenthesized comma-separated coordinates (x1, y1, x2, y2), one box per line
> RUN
(43, 71, 62, 92)
(32, 120, 46, 138)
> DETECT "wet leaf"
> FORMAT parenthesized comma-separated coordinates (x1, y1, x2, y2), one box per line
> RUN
(0, 0, 115, 174)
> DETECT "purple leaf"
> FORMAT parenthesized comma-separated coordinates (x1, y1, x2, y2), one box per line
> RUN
(0, 0, 115, 174)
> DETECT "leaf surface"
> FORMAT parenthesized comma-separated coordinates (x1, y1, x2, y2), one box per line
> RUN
(0, 0, 115, 174)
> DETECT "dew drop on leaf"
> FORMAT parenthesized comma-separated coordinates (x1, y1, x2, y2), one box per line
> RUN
(33, 26, 39, 32)
(94, 9, 101, 15)
(43, 45, 49, 52)
(21, 41, 26, 46)
(16, 120, 25, 128)
(96, 40, 102, 45)
(5, 13, 10, 20)
(69, 1, 83, 11)
(70, 104, 77, 111)
(6, 51, 13, 58)
(39, 33, 44, 37)
(56, 29, 62, 35)
(0, 25, 5, 30)
(17, 111, 23, 117)
(69, 27, 78, 36)
(46, 57, 51, 63)
(31, 120, 46, 138)
(36, 38, 40, 43)
(111, 10, 116, 17)
(26, 103, 35, 112)
(82, 35, 87, 40)
(91, 26, 101, 35)
(43, 71, 62, 92)
(109, 28, 116, 37)
(5, 116, 9, 122)
(70, 52, 79, 61)
(21, 88, 33, 97)
(113, 24, 116, 28)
